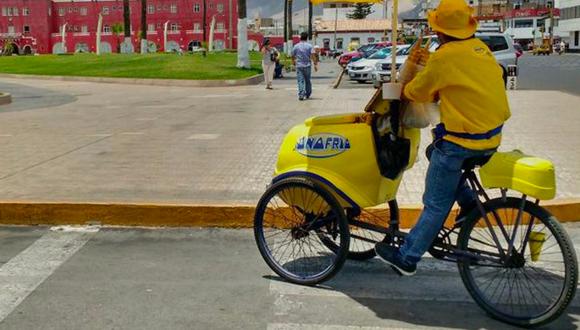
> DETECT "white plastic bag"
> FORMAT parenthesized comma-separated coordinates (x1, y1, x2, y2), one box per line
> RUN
(402, 102, 440, 128)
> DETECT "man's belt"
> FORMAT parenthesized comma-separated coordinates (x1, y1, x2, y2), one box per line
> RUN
(433, 123, 504, 141)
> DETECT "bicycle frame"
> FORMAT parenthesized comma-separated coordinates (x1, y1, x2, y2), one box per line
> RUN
(340, 166, 542, 267)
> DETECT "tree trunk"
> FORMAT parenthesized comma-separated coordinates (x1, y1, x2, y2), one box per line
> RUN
(140, 0, 147, 53)
(122, 0, 133, 53)
(203, 0, 207, 44)
(237, 0, 249, 68)
(287, 0, 293, 55)
(283, 0, 288, 43)
(123, 0, 130, 38)
(308, 1, 313, 41)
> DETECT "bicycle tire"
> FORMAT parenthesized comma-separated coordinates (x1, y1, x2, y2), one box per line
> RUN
(254, 176, 350, 285)
(457, 197, 578, 327)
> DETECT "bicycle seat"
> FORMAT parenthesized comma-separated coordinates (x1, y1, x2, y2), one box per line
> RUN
(462, 155, 492, 170)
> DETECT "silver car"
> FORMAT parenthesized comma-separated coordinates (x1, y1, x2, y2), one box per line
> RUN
(372, 32, 517, 88)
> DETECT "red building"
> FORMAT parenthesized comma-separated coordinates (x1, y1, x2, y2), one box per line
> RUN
(1, 0, 248, 54)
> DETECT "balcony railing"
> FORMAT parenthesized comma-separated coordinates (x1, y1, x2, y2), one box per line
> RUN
(0, 32, 22, 38)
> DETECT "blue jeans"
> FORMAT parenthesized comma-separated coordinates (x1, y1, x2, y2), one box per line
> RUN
(399, 140, 496, 265)
(296, 66, 312, 98)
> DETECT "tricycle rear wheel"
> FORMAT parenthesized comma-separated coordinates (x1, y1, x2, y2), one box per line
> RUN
(254, 176, 350, 285)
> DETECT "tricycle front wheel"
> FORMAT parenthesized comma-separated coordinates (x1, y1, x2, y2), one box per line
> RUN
(254, 176, 350, 285)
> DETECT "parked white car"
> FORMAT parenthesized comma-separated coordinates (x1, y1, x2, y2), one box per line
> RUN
(372, 32, 518, 88)
(346, 45, 410, 83)
(372, 39, 439, 88)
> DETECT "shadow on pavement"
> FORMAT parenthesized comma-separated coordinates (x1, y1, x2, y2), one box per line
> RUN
(0, 81, 77, 112)
(265, 256, 579, 330)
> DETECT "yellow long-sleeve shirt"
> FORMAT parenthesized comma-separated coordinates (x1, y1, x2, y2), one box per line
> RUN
(403, 38, 511, 150)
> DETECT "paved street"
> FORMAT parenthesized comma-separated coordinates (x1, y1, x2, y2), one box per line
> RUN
(0, 224, 579, 330)
(0, 60, 578, 206)
(518, 54, 580, 96)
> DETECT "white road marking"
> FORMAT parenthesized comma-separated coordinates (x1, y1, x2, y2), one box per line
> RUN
(136, 117, 158, 121)
(0, 134, 12, 137)
(86, 134, 113, 137)
(0, 226, 99, 322)
(189, 94, 249, 99)
(120, 132, 145, 135)
(187, 133, 221, 140)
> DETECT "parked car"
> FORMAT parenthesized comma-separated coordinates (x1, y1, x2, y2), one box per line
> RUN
(338, 42, 390, 67)
(372, 41, 436, 88)
(347, 45, 410, 84)
(372, 32, 517, 88)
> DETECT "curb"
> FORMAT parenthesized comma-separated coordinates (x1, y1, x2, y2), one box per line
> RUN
(0, 92, 11, 105)
(0, 199, 577, 228)
(0, 73, 264, 88)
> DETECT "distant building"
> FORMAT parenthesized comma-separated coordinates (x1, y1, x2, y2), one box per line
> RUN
(559, 0, 580, 51)
(314, 19, 391, 50)
(0, 0, 243, 55)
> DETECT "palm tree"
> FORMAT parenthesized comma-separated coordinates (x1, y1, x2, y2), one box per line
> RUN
(237, 0, 249, 68)
(111, 23, 124, 53)
(140, 0, 147, 53)
(122, 0, 132, 53)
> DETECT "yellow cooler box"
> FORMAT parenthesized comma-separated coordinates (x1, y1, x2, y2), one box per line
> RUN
(479, 150, 556, 200)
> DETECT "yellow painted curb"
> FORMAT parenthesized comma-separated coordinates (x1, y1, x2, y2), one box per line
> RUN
(0, 199, 577, 228)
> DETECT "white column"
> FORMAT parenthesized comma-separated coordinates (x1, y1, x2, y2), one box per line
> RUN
(96, 14, 103, 55)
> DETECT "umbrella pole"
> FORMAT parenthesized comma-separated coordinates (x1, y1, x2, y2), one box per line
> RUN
(390, 0, 398, 83)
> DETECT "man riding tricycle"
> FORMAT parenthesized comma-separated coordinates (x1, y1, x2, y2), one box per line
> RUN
(253, 0, 577, 327)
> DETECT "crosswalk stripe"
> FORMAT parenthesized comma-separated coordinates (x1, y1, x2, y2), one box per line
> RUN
(0, 226, 99, 322)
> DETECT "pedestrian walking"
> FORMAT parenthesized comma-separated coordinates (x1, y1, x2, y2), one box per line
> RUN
(292, 32, 318, 101)
(261, 38, 278, 90)
(559, 40, 566, 55)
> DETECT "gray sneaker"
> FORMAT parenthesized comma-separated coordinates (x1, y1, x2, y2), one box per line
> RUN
(374, 242, 416, 276)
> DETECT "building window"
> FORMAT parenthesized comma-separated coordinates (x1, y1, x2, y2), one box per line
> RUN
(217, 3, 224, 13)
(209, 3, 214, 9)
(336, 38, 343, 49)
(58, 8, 65, 16)
(103, 25, 111, 33)
(148, 24, 155, 31)
(194, 4, 200, 12)
(575, 31, 579, 47)
(48, 8, 51, 16)
(13, 7, 19, 16)
(102, 7, 110, 15)
(68, 7, 73, 13)
(157, 23, 162, 29)
(80, 7, 87, 15)
(216, 22, 225, 32)
(23, 7, 30, 16)
(194, 23, 201, 31)
(81, 25, 88, 33)
(171, 23, 178, 31)
(148, 4, 155, 14)
(1, 8, 6, 16)
(171, 4, 177, 13)
(368, 37, 375, 43)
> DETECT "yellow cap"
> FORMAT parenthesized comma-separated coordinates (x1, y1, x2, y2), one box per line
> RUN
(427, 0, 478, 39)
